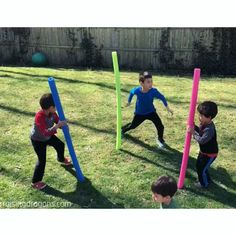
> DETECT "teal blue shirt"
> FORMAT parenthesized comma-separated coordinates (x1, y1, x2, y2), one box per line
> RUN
(160, 199, 178, 209)
(128, 87, 168, 115)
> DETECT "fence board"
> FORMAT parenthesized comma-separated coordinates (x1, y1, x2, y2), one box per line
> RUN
(0, 27, 235, 73)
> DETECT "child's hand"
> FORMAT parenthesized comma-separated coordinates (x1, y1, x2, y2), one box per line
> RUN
(56, 120, 67, 129)
(166, 106, 173, 116)
(187, 126, 194, 134)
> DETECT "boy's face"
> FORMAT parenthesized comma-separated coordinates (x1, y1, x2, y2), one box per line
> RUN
(140, 78, 153, 90)
(152, 193, 170, 203)
(199, 113, 211, 125)
(48, 106, 56, 113)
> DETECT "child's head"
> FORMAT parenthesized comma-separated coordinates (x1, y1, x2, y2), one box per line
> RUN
(151, 176, 177, 204)
(39, 93, 56, 113)
(139, 71, 153, 90)
(197, 101, 218, 125)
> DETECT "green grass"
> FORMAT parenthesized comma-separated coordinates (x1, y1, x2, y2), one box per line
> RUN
(0, 67, 235, 208)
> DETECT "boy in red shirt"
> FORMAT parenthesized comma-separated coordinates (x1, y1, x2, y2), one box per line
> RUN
(30, 93, 71, 190)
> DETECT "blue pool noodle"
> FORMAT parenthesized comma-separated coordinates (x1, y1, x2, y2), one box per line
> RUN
(48, 77, 85, 182)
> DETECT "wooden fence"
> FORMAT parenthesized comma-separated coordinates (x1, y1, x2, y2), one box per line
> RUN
(0, 28, 235, 74)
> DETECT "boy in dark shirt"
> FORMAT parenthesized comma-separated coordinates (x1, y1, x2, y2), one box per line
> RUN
(188, 101, 218, 188)
(30, 93, 71, 190)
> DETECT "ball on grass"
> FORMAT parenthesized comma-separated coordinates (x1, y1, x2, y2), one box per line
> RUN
(32, 52, 48, 66)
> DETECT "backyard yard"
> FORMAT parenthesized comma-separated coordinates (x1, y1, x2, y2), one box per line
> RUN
(0, 67, 235, 208)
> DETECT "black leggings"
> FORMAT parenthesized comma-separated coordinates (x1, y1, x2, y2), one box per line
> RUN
(122, 112, 164, 142)
(31, 135, 65, 183)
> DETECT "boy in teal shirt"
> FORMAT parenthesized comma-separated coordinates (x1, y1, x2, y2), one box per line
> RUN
(151, 175, 178, 209)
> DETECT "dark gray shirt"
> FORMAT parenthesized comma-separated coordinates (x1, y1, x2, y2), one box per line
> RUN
(194, 122, 218, 154)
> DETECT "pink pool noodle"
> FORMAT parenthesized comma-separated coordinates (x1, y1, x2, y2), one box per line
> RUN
(178, 68, 201, 189)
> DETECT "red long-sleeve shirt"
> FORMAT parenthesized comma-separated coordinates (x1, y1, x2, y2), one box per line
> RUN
(30, 110, 59, 142)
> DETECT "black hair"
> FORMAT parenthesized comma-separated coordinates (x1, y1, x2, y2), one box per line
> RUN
(139, 71, 152, 83)
(197, 101, 218, 119)
(151, 176, 177, 197)
(39, 93, 55, 110)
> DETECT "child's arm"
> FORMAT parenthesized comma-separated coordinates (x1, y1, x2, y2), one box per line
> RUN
(154, 89, 173, 115)
(36, 114, 57, 136)
(188, 124, 199, 134)
(192, 127, 215, 144)
(36, 114, 67, 136)
(127, 88, 136, 106)
(194, 124, 200, 133)
(166, 106, 173, 115)
(53, 112, 66, 129)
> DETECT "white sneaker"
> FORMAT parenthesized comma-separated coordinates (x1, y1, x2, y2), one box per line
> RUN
(156, 139, 165, 148)
(194, 182, 203, 188)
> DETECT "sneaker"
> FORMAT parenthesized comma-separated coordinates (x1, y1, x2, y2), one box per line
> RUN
(156, 138, 165, 148)
(194, 182, 207, 189)
(31, 181, 47, 190)
(61, 157, 72, 166)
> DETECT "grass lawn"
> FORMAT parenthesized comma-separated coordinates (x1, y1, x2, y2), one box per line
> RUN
(0, 67, 235, 208)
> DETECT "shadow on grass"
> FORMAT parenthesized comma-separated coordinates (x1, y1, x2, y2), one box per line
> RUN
(0, 103, 114, 137)
(3, 66, 234, 78)
(122, 134, 236, 208)
(123, 134, 196, 180)
(120, 149, 181, 175)
(42, 167, 123, 208)
(0, 165, 123, 208)
(185, 180, 236, 208)
(1, 71, 235, 110)
(0, 69, 130, 93)
(1, 103, 236, 208)
(0, 104, 36, 116)
(167, 97, 236, 110)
